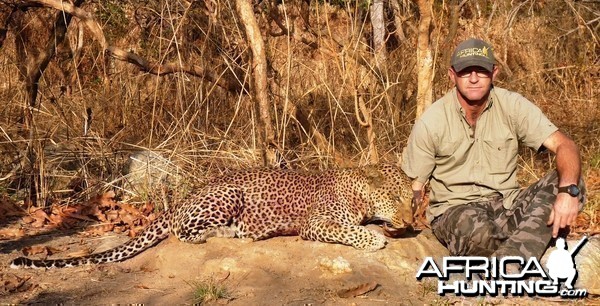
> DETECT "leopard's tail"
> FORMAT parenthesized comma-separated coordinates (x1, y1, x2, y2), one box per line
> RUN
(10, 211, 172, 269)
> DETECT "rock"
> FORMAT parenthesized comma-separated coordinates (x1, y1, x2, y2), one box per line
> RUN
(541, 235, 600, 295)
(124, 150, 190, 208)
(380, 229, 450, 274)
(319, 256, 352, 274)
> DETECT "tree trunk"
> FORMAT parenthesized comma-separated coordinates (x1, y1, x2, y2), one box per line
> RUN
(389, 0, 407, 43)
(415, 0, 434, 119)
(235, 0, 277, 166)
(370, 0, 387, 63)
(13, 0, 84, 206)
(441, 0, 464, 65)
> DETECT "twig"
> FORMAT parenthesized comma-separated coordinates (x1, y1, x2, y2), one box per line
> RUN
(558, 15, 600, 41)
(564, 0, 599, 44)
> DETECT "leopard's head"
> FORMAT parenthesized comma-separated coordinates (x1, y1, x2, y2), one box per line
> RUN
(361, 164, 414, 235)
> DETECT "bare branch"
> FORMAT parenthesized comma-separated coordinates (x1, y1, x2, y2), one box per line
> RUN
(287, 102, 348, 166)
(564, 0, 599, 44)
(106, 47, 246, 93)
(0, 4, 18, 49)
(354, 93, 369, 127)
(354, 92, 378, 164)
(388, 0, 407, 43)
(15, 0, 246, 94)
(265, 2, 318, 49)
(24, 0, 107, 49)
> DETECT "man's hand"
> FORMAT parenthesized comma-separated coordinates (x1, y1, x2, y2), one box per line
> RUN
(547, 193, 580, 238)
(541, 131, 582, 238)
(410, 180, 426, 218)
(411, 190, 423, 216)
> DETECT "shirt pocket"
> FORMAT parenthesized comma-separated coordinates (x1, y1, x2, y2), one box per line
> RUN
(437, 140, 460, 157)
(436, 140, 461, 167)
(482, 138, 517, 174)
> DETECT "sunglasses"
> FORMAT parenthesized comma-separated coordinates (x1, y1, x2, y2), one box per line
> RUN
(454, 69, 492, 78)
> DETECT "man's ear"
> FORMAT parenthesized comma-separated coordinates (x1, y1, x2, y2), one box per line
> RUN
(491, 65, 500, 81)
(448, 68, 457, 85)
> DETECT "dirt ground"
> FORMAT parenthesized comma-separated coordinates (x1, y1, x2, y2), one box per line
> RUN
(0, 225, 598, 305)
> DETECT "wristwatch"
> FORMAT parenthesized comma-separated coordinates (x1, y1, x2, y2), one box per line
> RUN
(558, 184, 580, 197)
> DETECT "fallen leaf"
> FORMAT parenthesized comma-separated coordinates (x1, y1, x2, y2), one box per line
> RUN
(337, 281, 379, 298)
(0, 198, 24, 220)
(0, 227, 25, 239)
(21, 245, 49, 257)
(29, 209, 49, 228)
(66, 248, 92, 258)
(119, 203, 142, 216)
(105, 210, 119, 222)
(0, 273, 33, 294)
(47, 213, 66, 225)
(21, 215, 34, 224)
(85, 204, 107, 222)
(128, 226, 145, 237)
(83, 224, 115, 236)
(46, 246, 66, 255)
(99, 191, 117, 207)
(135, 284, 149, 289)
(21, 245, 65, 257)
(120, 212, 139, 227)
(141, 202, 154, 215)
(62, 212, 97, 222)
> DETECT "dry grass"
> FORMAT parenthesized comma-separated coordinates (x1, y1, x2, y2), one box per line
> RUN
(0, 0, 598, 227)
(187, 277, 232, 305)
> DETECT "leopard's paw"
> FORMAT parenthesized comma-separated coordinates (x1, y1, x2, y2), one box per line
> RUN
(358, 229, 387, 251)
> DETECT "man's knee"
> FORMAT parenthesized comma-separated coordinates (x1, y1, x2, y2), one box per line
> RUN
(434, 213, 506, 256)
(432, 206, 479, 240)
(464, 219, 507, 250)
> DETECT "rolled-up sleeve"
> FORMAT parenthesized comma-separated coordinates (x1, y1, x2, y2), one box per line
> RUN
(512, 94, 558, 151)
(401, 119, 436, 184)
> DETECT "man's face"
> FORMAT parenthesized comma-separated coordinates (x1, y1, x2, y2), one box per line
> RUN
(449, 66, 498, 103)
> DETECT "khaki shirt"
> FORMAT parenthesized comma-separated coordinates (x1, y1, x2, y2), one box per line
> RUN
(401, 86, 558, 222)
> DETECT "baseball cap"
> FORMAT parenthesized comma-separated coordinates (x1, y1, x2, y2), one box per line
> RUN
(451, 38, 496, 72)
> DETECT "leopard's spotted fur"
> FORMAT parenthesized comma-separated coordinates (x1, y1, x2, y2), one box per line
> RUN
(11, 164, 413, 269)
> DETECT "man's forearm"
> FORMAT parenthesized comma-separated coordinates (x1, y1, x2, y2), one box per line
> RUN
(548, 135, 582, 238)
(555, 138, 581, 186)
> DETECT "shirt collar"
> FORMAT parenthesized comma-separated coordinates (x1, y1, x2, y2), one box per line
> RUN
(452, 86, 495, 116)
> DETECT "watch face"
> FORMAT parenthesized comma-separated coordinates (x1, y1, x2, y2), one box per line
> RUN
(567, 185, 580, 197)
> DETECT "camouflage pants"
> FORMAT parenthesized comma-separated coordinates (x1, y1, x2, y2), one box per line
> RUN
(431, 170, 586, 260)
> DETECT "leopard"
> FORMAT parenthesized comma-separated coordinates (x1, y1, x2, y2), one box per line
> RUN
(10, 163, 414, 269)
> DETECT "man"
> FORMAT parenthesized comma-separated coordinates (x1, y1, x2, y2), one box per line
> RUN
(401, 38, 586, 262)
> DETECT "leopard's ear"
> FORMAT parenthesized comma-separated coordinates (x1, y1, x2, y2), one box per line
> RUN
(361, 165, 385, 188)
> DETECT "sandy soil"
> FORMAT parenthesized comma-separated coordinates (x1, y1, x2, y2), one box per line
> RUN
(0, 226, 598, 305)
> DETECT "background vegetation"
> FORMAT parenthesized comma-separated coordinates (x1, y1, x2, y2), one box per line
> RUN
(0, 0, 598, 232)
